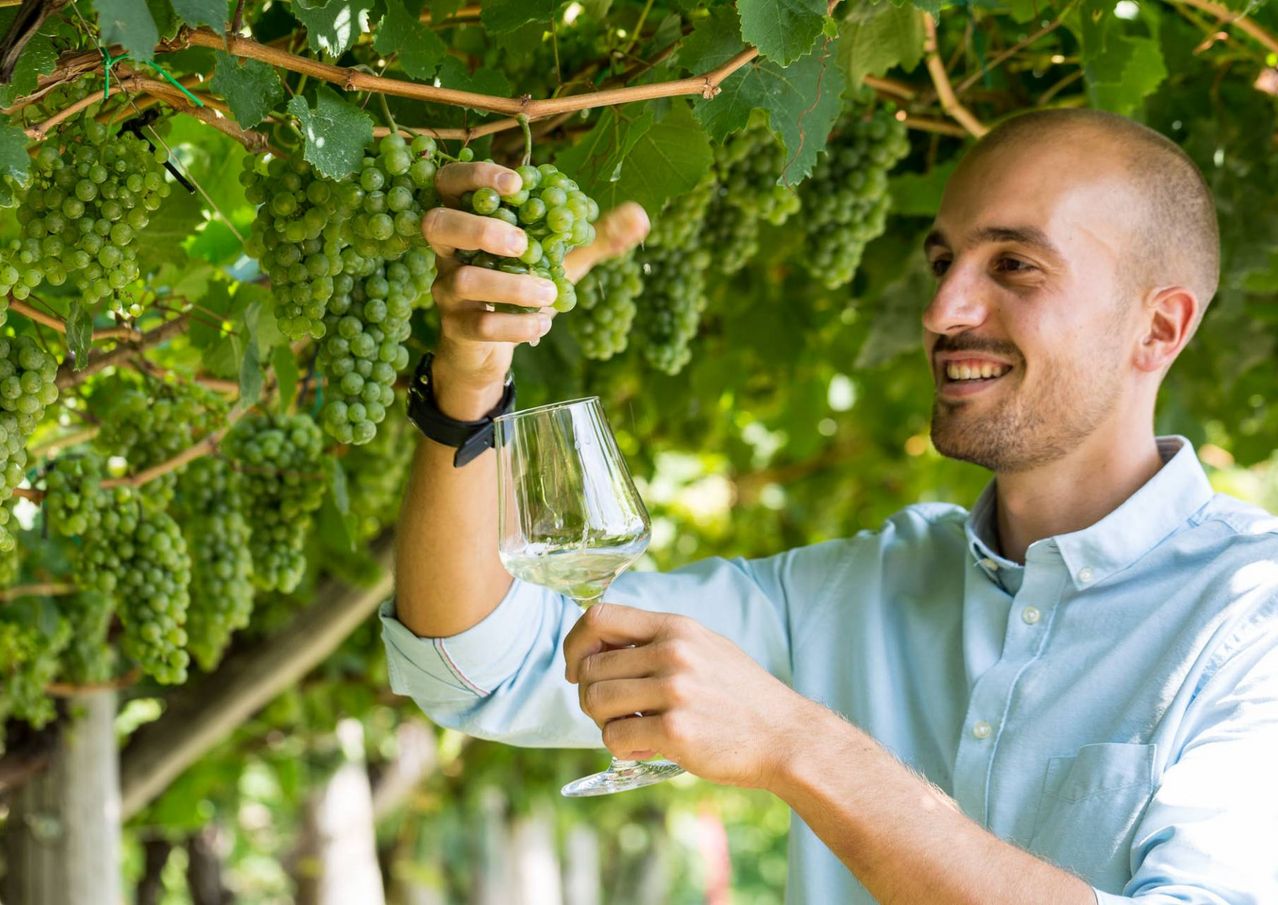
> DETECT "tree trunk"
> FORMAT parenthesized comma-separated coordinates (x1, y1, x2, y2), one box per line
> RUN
(471, 787, 511, 905)
(186, 825, 234, 905)
(294, 719, 386, 905)
(509, 802, 562, 905)
(562, 823, 601, 905)
(1, 690, 122, 905)
(370, 720, 436, 822)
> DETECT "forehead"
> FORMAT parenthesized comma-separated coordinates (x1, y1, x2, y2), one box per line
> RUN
(933, 137, 1142, 260)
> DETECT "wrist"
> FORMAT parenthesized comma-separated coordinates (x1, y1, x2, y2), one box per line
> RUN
(430, 354, 509, 421)
(763, 698, 858, 799)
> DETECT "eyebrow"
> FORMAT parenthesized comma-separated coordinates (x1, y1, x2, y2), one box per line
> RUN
(924, 226, 1063, 260)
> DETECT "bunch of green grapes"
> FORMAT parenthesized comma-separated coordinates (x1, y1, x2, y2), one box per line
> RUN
(646, 174, 716, 249)
(569, 252, 643, 361)
(43, 452, 108, 536)
(636, 244, 712, 376)
(244, 134, 439, 346)
(0, 84, 171, 311)
(174, 457, 254, 672)
(0, 335, 59, 549)
(342, 400, 414, 542)
(0, 611, 71, 738)
(57, 590, 116, 686)
(243, 155, 346, 340)
(702, 120, 801, 276)
(798, 103, 910, 289)
(224, 413, 327, 593)
(80, 486, 192, 684)
(91, 376, 225, 501)
(457, 161, 600, 313)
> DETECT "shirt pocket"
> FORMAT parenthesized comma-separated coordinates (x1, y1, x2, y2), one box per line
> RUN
(1027, 742, 1156, 891)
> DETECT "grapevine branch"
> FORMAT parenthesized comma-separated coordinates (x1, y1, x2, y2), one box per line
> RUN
(1176, 0, 1278, 56)
(923, 13, 988, 139)
(955, 5, 1074, 96)
(9, 297, 140, 341)
(0, 582, 77, 602)
(54, 314, 190, 390)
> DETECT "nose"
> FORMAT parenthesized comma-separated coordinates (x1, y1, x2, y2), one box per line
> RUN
(921, 262, 990, 337)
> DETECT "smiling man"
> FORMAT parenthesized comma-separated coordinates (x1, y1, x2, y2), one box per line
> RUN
(384, 109, 1278, 904)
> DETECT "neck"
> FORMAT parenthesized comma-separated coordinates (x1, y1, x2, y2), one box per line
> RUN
(993, 428, 1165, 564)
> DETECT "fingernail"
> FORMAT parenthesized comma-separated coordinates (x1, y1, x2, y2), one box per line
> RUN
(539, 281, 558, 304)
(507, 232, 527, 255)
(538, 315, 553, 335)
(498, 173, 521, 194)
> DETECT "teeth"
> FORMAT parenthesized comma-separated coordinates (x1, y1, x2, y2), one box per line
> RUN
(945, 362, 1010, 381)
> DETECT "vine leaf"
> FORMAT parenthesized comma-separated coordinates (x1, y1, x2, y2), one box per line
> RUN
(738, 0, 827, 66)
(211, 52, 284, 128)
(293, 0, 375, 57)
(171, 0, 226, 34)
(681, 6, 844, 185)
(65, 303, 93, 371)
(602, 102, 714, 214)
(480, 0, 560, 35)
(0, 121, 30, 187)
(271, 345, 300, 413)
(1070, 0, 1167, 115)
(838, 3, 924, 88)
(92, 0, 159, 62)
(287, 88, 373, 180)
(0, 25, 56, 108)
(374, 0, 447, 80)
(555, 106, 655, 200)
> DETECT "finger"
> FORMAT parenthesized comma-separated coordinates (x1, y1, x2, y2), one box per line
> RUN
(444, 307, 553, 345)
(564, 603, 666, 683)
(576, 644, 660, 688)
(434, 161, 521, 205)
(421, 206, 528, 260)
(435, 265, 557, 311)
(580, 677, 669, 725)
(601, 714, 669, 763)
(563, 201, 651, 282)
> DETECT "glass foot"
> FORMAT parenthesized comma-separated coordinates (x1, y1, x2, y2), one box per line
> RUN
(561, 757, 685, 797)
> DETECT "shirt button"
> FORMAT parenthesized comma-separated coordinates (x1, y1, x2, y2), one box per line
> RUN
(1021, 605, 1041, 625)
(972, 720, 992, 740)
(979, 558, 999, 571)
(1077, 566, 1095, 583)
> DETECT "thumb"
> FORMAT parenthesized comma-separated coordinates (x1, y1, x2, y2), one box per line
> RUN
(563, 602, 661, 683)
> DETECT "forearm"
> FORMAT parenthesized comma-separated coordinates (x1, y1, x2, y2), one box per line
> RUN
(768, 702, 1095, 905)
(392, 359, 513, 638)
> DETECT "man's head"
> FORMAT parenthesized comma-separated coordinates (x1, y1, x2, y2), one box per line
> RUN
(922, 109, 1219, 474)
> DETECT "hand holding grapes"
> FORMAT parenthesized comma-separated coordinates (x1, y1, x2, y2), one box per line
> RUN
(423, 161, 649, 396)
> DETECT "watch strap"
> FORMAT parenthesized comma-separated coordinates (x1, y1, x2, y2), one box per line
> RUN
(407, 353, 516, 467)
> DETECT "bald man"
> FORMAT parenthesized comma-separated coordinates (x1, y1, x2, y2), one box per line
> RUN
(385, 109, 1278, 903)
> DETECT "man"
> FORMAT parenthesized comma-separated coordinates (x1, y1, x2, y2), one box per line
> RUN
(384, 109, 1278, 903)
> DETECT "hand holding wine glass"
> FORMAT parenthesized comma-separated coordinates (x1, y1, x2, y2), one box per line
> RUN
(494, 396, 685, 796)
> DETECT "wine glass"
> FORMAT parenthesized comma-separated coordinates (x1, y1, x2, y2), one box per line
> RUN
(494, 396, 685, 797)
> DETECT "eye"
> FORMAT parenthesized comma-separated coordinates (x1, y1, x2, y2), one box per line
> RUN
(928, 256, 951, 277)
(994, 256, 1034, 274)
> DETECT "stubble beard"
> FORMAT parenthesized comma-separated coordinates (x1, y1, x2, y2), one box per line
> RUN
(930, 361, 1122, 474)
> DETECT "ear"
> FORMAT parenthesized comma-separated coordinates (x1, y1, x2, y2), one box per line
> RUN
(1134, 286, 1199, 373)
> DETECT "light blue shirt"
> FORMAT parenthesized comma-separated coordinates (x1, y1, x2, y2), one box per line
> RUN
(381, 437, 1278, 904)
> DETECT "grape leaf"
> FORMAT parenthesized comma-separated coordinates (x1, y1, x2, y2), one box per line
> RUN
(171, 0, 226, 32)
(0, 122, 30, 187)
(211, 52, 284, 128)
(238, 335, 264, 408)
(435, 56, 514, 99)
(480, 0, 560, 34)
(145, 0, 179, 39)
(838, 3, 924, 87)
(597, 102, 714, 215)
(0, 27, 57, 108)
(293, 0, 374, 57)
(682, 7, 845, 185)
(374, 0, 447, 80)
(65, 304, 93, 371)
(555, 106, 655, 200)
(287, 89, 374, 180)
(272, 345, 300, 413)
(93, 0, 159, 62)
(738, 0, 828, 66)
(1070, 0, 1167, 115)
(429, 0, 463, 19)
(889, 160, 957, 217)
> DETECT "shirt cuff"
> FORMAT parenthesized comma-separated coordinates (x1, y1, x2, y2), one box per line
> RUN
(1093, 888, 1128, 904)
(379, 578, 552, 698)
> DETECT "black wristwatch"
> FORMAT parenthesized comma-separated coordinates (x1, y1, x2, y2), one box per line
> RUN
(407, 352, 516, 467)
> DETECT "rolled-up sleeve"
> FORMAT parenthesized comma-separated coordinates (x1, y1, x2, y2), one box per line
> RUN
(1093, 628, 1278, 904)
(381, 540, 854, 749)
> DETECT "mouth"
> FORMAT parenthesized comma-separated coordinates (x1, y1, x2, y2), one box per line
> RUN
(937, 358, 1013, 398)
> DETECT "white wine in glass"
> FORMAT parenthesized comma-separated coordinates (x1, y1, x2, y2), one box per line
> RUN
(494, 396, 685, 797)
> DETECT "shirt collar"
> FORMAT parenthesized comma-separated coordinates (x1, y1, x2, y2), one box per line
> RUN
(965, 436, 1214, 592)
